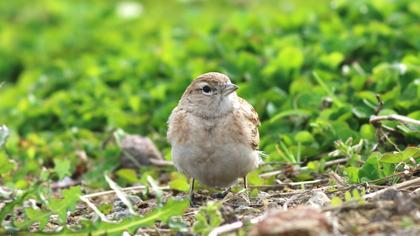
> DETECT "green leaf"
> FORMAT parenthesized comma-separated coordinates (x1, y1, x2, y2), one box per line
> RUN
(278, 46, 304, 71)
(53, 159, 71, 180)
(330, 197, 343, 207)
(359, 152, 382, 181)
(294, 131, 314, 144)
(169, 172, 190, 192)
(380, 153, 402, 163)
(381, 163, 395, 177)
(0, 186, 40, 233)
(116, 168, 138, 184)
(307, 161, 320, 172)
(269, 109, 310, 123)
(49, 186, 82, 222)
(344, 167, 359, 184)
(98, 203, 113, 215)
(193, 201, 223, 235)
(0, 188, 35, 224)
(360, 124, 375, 140)
(0, 152, 16, 175)
(401, 147, 420, 160)
(352, 106, 372, 119)
(344, 191, 352, 202)
(70, 198, 188, 236)
(408, 110, 420, 120)
(168, 216, 189, 233)
(320, 52, 344, 68)
(380, 147, 420, 163)
(313, 71, 344, 107)
(331, 121, 359, 141)
(247, 170, 264, 186)
(264, 46, 305, 75)
(25, 208, 50, 230)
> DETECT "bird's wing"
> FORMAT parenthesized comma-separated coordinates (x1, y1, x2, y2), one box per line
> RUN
(237, 97, 260, 150)
(167, 106, 189, 145)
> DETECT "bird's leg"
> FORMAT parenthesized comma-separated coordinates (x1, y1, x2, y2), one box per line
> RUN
(189, 178, 196, 207)
(243, 176, 250, 197)
(243, 176, 251, 204)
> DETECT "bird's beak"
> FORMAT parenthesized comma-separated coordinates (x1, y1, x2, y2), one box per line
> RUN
(223, 82, 239, 96)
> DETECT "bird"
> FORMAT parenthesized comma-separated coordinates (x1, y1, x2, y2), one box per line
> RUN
(167, 72, 260, 202)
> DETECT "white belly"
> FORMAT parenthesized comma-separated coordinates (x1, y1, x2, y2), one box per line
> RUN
(172, 143, 259, 187)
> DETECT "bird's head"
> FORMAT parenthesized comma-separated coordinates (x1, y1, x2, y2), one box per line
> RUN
(180, 72, 238, 118)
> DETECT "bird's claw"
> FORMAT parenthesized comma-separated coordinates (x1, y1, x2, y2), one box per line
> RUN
(210, 188, 231, 199)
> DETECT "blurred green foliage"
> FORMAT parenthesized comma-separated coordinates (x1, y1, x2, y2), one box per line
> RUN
(0, 0, 419, 188)
(193, 201, 223, 235)
(1, 0, 420, 234)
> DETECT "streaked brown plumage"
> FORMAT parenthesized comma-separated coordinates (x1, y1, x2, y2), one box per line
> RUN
(167, 72, 260, 198)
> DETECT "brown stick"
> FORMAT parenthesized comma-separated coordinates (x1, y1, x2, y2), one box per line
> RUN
(208, 214, 265, 236)
(374, 94, 384, 115)
(149, 159, 174, 166)
(363, 177, 420, 199)
(369, 114, 420, 126)
(80, 184, 171, 223)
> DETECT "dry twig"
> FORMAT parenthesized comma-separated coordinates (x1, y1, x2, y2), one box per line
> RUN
(80, 184, 170, 222)
(209, 214, 265, 236)
(80, 195, 114, 223)
(369, 94, 419, 151)
(104, 174, 138, 215)
(149, 159, 174, 166)
(363, 177, 420, 199)
(370, 114, 420, 126)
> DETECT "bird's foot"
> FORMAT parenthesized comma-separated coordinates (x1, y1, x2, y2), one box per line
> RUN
(211, 187, 231, 199)
(190, 198, 199, 207)
(189, 192, 198, 207)
(189, 192, 207, 207)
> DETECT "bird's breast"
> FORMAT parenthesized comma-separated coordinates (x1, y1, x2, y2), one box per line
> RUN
(170, 111, 259, 187)
(188, 115, 234, 149)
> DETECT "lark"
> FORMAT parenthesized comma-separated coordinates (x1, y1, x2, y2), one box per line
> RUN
(167, 72, 260, 201)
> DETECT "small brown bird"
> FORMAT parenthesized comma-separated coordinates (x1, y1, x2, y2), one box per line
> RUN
(167, 72, 260, 200)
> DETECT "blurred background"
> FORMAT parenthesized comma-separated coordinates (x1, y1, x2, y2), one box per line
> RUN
(0, 0, 419, 188)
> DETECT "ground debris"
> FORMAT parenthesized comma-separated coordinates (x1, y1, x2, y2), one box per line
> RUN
(119, 134, 164, 168)
(328, 188, 420, 235)
(8, 175, 419, 235)
(249, 206, 333, 236)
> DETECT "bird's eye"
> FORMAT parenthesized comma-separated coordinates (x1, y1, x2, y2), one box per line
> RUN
(202, 85, 212, 94)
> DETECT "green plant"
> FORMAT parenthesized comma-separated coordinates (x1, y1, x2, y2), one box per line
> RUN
(193, 201, 223, 235)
